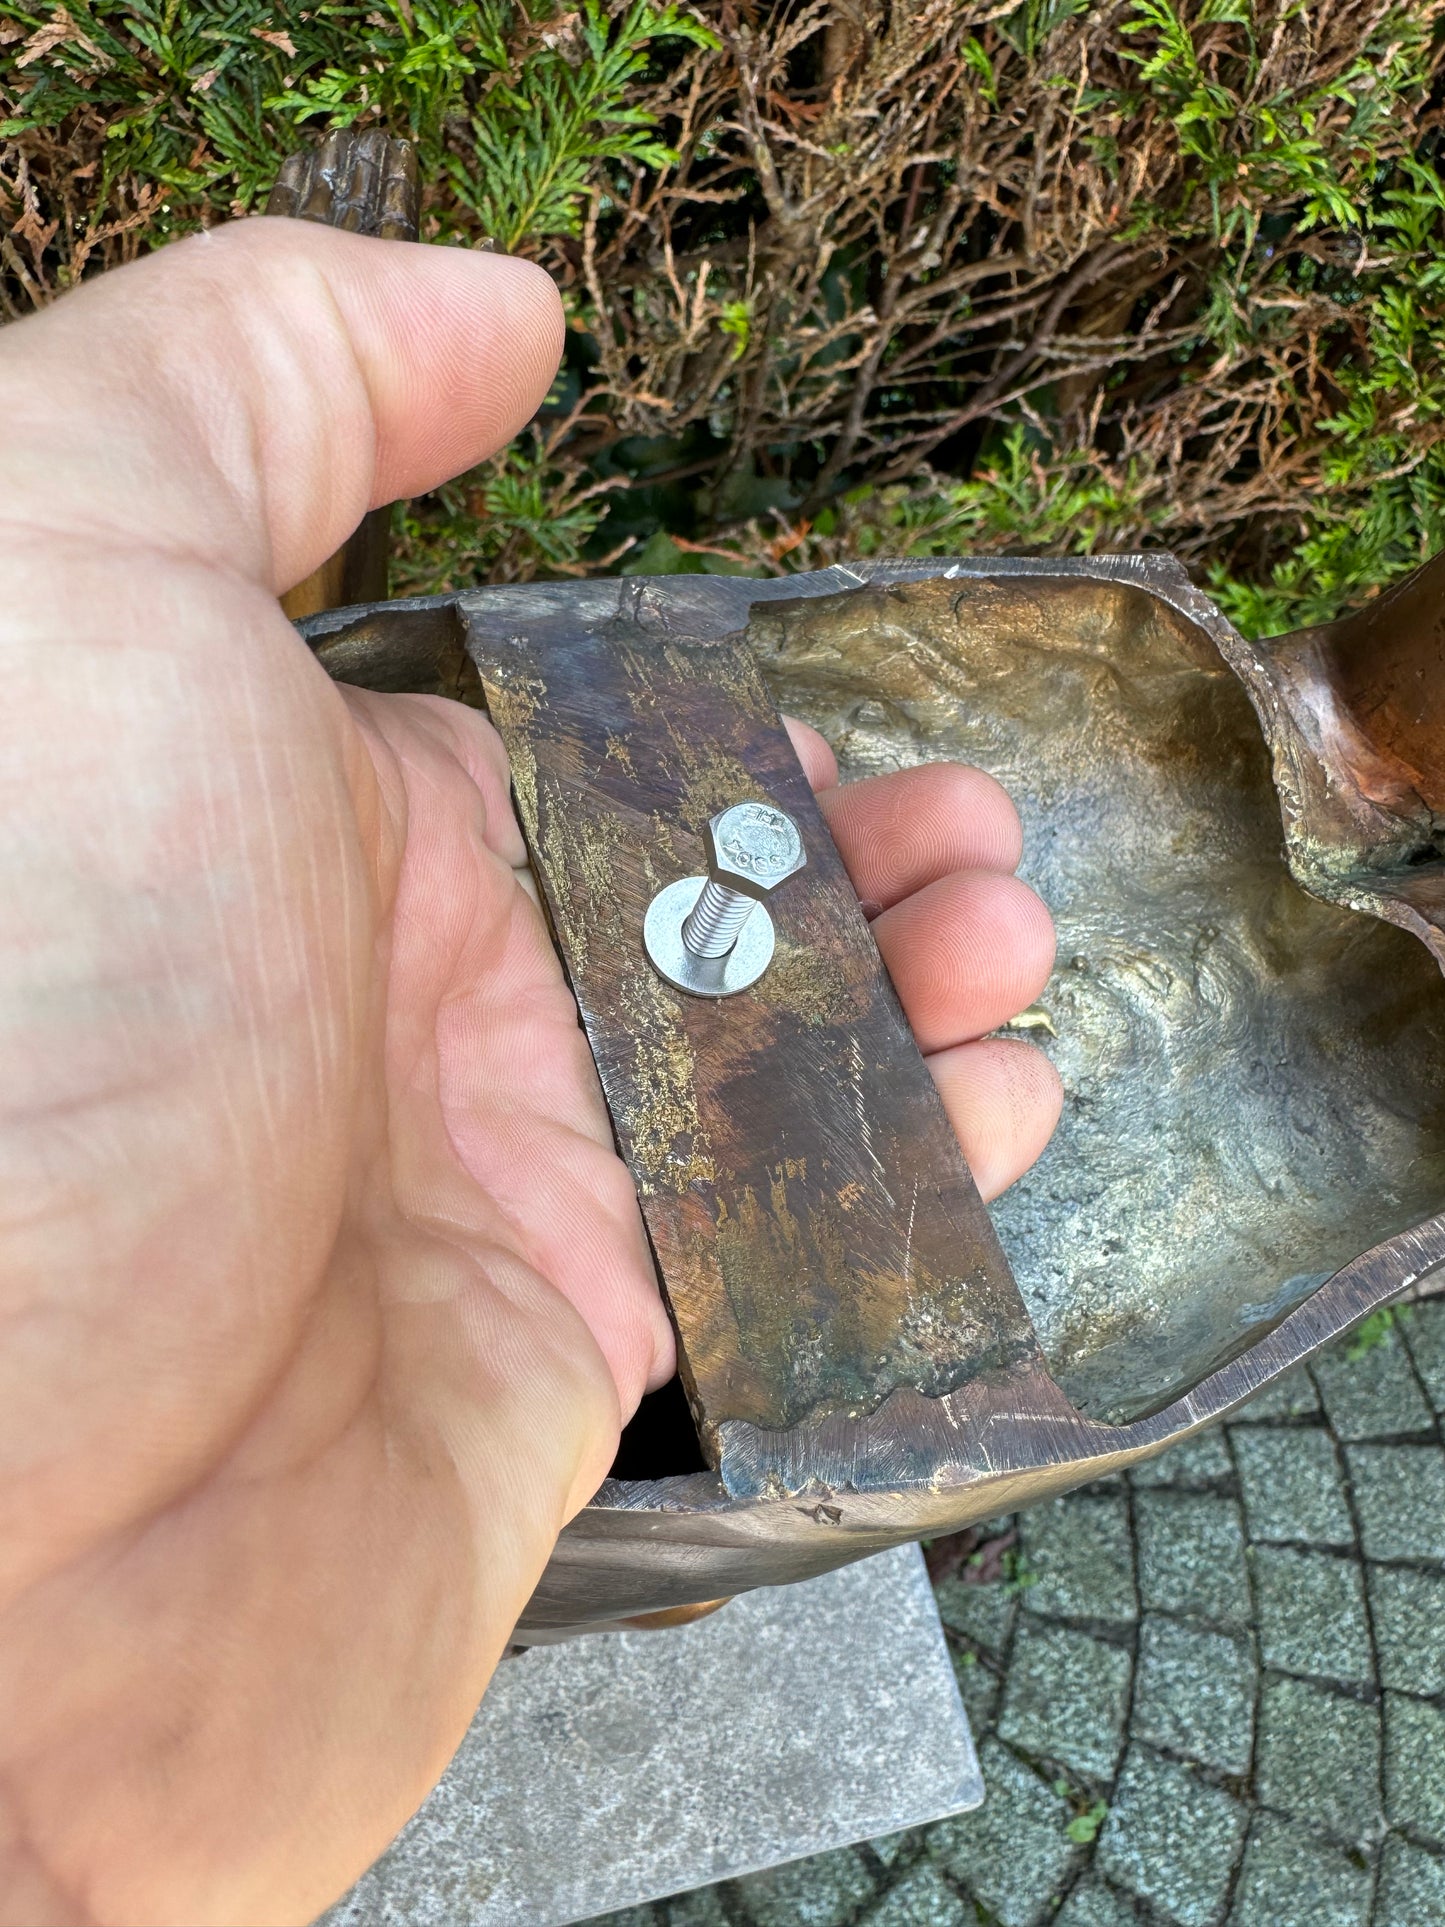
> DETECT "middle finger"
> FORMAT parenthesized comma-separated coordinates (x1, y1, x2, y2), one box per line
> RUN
(870, 867, 1056, 1053)
(814, 762, 1024, 915)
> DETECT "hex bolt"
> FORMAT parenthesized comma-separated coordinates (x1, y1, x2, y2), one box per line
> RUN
(643, 800, 807, 998)
(681, 877, 759, 958)
(682, 804, 807, 958)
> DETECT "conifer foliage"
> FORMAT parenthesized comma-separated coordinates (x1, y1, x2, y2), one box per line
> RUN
(4, 2, 1444, 630)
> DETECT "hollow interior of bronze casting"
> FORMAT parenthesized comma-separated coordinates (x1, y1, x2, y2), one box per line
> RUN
(613, 570, 1445, 1478)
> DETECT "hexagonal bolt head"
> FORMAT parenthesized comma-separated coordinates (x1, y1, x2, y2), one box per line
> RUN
(703, 802, 807, 901)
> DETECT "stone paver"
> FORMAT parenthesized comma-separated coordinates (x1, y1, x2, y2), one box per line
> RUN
(594, 1319, 1445, 1927)
(948, 1642, 1001, 1730)
(1136, 1491, 1252, 1626)
(1227, 1811, 1372, 1926)
(1367, 1562, 1445, 1696)
(1383, 1693, 1445, 1846)
(1255, 1677, 1382, 1845)
(1312, 1329, 1434, 1442)
(1231, 1424, 1354, 1547)
(1130, 1426, 1233, 1487)
(1131, 1616, 1254, 1774)
(1397, 1300, 1445, 1415)
(1018, 1492, 1136, 1622)
(933, 1571, 1016, 1655)
(928, 1740, 1076, 1927)
(1376, 1832, 1445, 1924)
(996, 1621, 1131, 1781)
(732, 1847, 875, 1927)
(1347, 1444, 1445, 1562)
(667, 1894, 728, 1927)
(866, 1828, 921, 1870)
(1096, 1746, 1247, 1927)
(860, 1864, 967, 1927)
(1053, 1881, 1141, 1926)
(1250, 1546, 1372, 1684)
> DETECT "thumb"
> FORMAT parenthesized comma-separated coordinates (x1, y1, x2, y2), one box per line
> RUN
(0, 217, 564, 594)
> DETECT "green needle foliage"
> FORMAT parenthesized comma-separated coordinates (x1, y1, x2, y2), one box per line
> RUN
(4, 0, 1445, 633)
(0, 1, 708, 247)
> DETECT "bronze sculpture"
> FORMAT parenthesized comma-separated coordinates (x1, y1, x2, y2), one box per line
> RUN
(275, 132, 1445, 1637)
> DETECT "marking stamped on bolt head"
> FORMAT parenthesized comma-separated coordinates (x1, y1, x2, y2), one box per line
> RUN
(644, 800, 806, 996)
(707, 802, 808, 899)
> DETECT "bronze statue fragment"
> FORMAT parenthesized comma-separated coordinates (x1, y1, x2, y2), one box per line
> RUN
(273, 130, 1445, 1637)
(302, 557, 1445, 1635)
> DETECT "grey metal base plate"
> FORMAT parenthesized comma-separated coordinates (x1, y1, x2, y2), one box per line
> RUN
(321, 1544, 981, 1927)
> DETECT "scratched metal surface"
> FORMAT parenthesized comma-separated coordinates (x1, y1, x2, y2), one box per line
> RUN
(300, 558, 1445, 1622)
(306, 560, 1445, 1426)
(462, 596, 1036, 1465)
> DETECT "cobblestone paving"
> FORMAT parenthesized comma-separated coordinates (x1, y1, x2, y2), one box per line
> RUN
(588, 1297, 1445, 1927)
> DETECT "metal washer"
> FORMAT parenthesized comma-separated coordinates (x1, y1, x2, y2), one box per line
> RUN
(644, 876, 775, 997)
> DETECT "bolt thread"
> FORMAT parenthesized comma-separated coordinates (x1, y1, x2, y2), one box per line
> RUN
(682, 879, 756, 958)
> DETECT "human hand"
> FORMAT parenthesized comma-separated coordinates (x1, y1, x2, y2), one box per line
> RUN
(0, 219, 1059, 1925)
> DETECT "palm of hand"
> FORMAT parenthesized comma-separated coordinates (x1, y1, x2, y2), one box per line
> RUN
(0, 222, 1059, 1926)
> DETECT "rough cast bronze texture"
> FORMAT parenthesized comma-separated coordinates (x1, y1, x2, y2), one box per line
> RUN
(267, 129, 420, 620)
(299, 556, 1445, 1635)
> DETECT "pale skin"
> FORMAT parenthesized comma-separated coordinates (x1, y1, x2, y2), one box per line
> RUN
(0, 219, 1062, 1926)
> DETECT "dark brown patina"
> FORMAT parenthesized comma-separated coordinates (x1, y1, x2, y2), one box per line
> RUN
(464, 595, 1037, 1472)
(278, 131, 1445, 1637)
